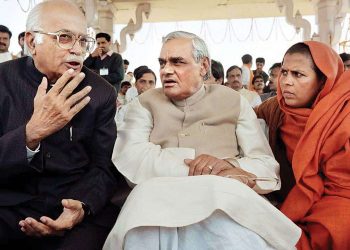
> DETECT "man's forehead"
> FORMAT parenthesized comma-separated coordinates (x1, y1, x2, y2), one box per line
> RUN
(229, 69, 241, 75)
(39, 5, 87, 35)
(0, 32, 9, 38)
(159, 38, 193, 58)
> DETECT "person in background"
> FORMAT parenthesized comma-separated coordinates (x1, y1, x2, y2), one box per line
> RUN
(117, 81, 132, 107)
(205, 59, 224, 84)
(241, 54, 253, 88)
(0, 25, 16, 63)
(84, 32, 124, 92)
(253, 57, 269, 83)
(225, 65, 262, 108)
(339, 52, 350, 71)
(0, 1, 120, 248)
(252, 74, 264, 95)
(115, 66, 156, 124)
(256, 41, 350, 249)
(16, 32, 25, 58)
(260, 62, 281, 102)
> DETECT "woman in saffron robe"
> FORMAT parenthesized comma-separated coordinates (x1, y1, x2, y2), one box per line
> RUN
(256, 41, 350, 250)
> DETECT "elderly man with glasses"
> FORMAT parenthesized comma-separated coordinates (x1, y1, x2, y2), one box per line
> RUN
(0, 0, 120, 249)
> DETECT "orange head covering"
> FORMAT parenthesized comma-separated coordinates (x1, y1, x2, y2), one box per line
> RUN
(277, 41, 350, 249)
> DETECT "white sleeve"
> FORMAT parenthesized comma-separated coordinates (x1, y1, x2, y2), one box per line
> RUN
(252, 93, 262, 108)
(234, 97, 280, 194)
(112, 99, 195, 185)
(241, 67, 250, 85)
(26, 144, 40, 162)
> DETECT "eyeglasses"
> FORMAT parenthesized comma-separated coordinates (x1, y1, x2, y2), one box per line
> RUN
(225, 174, 280, 189)
(32, 30, 95, 53)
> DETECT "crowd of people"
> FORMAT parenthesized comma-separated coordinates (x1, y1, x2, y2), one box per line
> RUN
(1, 0, 350, 249)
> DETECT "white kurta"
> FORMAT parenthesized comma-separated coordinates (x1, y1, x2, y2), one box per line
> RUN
(105, 88, 301, 250)
(238, 87, 262, 108)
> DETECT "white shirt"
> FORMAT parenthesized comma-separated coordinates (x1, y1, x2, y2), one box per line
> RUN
(0, 52, 13, 63)
(241, 65, 251, 86)
(113, 96, 278, 192)
(238, 87, 262, 108)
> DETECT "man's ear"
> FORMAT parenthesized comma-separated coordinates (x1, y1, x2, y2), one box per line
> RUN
(200, 57, 210, 77)
(25, 32, 36, 55)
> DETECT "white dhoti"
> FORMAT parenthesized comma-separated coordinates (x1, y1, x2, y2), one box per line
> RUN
(103, 176, 301, 250)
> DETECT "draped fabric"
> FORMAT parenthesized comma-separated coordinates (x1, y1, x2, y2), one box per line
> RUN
(277, 41, 350, 249)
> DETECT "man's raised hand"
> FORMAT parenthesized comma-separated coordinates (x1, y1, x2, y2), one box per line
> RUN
(25, 69, 91, 149)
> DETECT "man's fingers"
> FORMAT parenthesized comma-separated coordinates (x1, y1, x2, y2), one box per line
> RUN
(62, 199, 82, 210)
(193, 158, 210, 176)
(59, 72, 86, 98)
(22, 217, 51, 237)
(40, 216, 66, 231)
(65, 86, 91, 108)
(35, 77, 48, 98)
(68, 96, 91, 117)
(210, 160, 231, 175)
(50, 69, 75, 94)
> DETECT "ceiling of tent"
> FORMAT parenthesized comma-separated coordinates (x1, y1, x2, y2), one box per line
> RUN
(106, 0, 315, 24)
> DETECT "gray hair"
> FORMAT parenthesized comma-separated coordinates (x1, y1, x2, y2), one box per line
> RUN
(163, 31, 211, 80)
(24, 1, 46, 56)
(24, 0, 81, 56)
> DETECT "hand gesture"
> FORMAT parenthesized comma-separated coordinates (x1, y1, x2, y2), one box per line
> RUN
(91, 47, 102, 58)
(19, 199, 85, 237)
(25, 69, 91, 149)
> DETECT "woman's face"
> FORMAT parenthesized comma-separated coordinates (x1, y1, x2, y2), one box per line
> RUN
(280, 53, 321, 108)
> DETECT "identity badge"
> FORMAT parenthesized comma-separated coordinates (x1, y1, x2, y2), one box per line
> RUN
(100, 68, 109, 76)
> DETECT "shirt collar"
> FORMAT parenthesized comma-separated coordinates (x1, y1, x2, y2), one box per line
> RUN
(100, 50, 113, 60)
(172, 84, 205, 107)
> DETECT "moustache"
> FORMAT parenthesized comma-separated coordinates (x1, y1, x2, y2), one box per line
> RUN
(0, 42, 6, 46)
(64, 55, 84, 65)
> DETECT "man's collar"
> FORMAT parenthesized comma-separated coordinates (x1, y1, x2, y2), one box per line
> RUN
(172, 84, 205, 107)
(100, 50, 113, 60)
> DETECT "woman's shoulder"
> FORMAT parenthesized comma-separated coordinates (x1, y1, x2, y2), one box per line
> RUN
(255, 96, 281, 125)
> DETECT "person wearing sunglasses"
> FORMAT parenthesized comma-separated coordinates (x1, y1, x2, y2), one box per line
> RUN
(0, 0, 120, 249)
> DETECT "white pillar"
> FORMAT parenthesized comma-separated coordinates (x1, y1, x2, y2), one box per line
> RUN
(96, 7, 114, 36)
(314, 0, 347, 48)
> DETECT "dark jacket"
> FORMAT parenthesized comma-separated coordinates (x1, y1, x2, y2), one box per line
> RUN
(0, 57, 118, 215)
(84, 52, 124, 92)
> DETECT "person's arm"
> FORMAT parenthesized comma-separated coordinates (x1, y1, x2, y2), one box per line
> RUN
(101, 53, 124, 92)
(227, 97, 280, 194)
(113, 99, 195, 185)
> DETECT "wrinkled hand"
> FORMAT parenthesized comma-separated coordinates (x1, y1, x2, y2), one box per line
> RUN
(19, 199, 85, 237)
(25, 69, 91, 149)
(185, 154, 233, 176)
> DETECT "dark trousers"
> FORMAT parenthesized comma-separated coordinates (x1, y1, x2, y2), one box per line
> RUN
(0, 202, 120, 250)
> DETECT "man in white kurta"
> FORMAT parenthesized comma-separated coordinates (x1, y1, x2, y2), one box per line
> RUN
(226, 65, 262, 108)
(104, 31, 301, 250)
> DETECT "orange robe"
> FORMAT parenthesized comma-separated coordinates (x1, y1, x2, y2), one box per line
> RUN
(256, 41, 350, 250)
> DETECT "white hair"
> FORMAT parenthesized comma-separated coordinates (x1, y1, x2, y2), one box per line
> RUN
(163, 31, 211, 80)
(24, 0, 81, 56)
